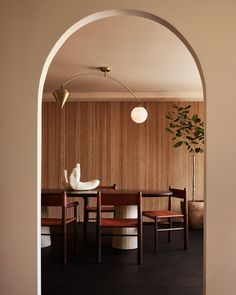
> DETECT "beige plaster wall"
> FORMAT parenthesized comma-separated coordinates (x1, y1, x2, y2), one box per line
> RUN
(1, 1, 236, 294)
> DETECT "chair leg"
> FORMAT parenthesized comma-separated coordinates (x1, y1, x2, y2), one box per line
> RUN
(74, 205, 78, 255)
(74, 220, 78, 255)
(96, 227, 101, 264)
(62, 223, 67, 264)
(184, 216, 189, 250)
(154, 217, 158, 253)
(83, 210, 88, 241)
(168, 218, 172, 243)
(138, 225, 143, 264)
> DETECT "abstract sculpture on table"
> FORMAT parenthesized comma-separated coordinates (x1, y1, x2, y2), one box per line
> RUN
(63, 163, 100, 190)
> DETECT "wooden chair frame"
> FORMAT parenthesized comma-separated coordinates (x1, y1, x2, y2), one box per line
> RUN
(96, 191, 143, 264)
(143, 186, 188, 252)
(41, 191, 78, 264)
(83, 184, 117, 239)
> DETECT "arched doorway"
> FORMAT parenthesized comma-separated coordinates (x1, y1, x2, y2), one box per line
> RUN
(38, 8, 205, 294)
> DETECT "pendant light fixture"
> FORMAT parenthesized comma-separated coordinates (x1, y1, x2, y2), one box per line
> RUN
(53, 66, 148, 123)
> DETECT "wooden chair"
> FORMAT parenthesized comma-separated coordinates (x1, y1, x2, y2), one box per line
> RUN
(83, 184, 117, 239)
(143, 186, 188, 252)
(41, 191, 79, 264)
(96, 191, 143, 264)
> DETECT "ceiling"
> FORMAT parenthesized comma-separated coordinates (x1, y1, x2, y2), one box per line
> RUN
(43, 15, 203, 101)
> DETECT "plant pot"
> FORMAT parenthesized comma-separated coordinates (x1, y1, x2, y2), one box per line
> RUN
(181, 200, 204, 229)
(188, 200, 204, 229)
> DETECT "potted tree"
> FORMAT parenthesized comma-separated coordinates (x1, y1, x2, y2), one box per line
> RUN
(166, 103, 204, 229)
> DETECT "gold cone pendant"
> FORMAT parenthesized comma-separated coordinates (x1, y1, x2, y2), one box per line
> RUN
(53, 88, 70, 109)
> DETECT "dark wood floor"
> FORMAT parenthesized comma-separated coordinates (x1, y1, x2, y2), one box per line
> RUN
(42, 223, 203, 295)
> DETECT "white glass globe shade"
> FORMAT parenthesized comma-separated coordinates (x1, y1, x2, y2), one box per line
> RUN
(131, 106, 148, 123)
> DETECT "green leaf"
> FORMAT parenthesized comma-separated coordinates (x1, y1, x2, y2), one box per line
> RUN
(194, 131, 201, 137)
(174, 141, 183, 148)
(165, 128, 174, 134)
(184, 105, 191, 109)
(186, 136, 195, 140)
(196, 127, 204, 133)
(195, 147, 204, 153)
(176, 131, 182, 137)
(192, 114, 199, 122)
(192, 114, 201, 123)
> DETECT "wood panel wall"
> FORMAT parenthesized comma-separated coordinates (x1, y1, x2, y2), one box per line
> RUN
(42, 101, 205, 220)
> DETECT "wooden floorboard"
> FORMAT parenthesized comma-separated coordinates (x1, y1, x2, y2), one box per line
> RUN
(41, 223, 203, 295)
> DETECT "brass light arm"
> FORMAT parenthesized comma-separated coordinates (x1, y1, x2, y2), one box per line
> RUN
(60, 70, 141, 105)
(61, 72, 97, 88)
(53, 66, 147, 123)
(105, 75, 141, 105)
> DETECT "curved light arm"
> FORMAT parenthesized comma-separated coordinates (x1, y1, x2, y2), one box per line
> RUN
(60, 71, 141, 105)
(54, 69, 147, 123)
(105, 75, 141, 105)
(61, 72, 97, 87)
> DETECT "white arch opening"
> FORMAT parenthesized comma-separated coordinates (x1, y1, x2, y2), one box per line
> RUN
(37, 8, 205, 295)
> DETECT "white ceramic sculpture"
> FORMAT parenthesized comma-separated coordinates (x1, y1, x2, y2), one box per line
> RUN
(64, 163, 100, 190)
(63, 169, 71, 190)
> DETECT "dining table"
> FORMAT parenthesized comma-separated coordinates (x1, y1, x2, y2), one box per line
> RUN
(41, 188, 173, 250)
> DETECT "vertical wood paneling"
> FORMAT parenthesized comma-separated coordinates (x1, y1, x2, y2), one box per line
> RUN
(42, 101, 205, 220)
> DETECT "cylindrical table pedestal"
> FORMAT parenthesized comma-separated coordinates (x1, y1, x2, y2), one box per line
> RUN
(41, 206, 51, 248)
(112, 205, 137, 250)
